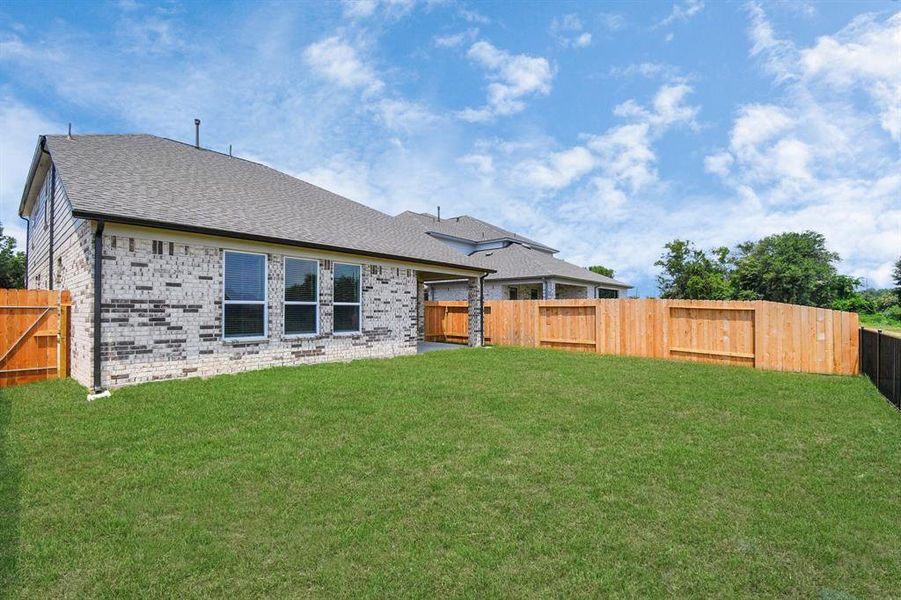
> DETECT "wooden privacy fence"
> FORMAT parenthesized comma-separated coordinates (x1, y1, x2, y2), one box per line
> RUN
(424, 301, 470, 344)
(0, 289, 71, 388)
(425, 299, 859, 376)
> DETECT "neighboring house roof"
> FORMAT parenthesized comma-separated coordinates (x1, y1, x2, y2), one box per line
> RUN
(396, 211, 557, 253)
(22, 134, 491, 273)
(474, 243, 632, 288)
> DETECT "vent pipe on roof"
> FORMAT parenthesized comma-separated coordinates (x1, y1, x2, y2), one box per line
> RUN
(67, 123, 72, 140)
(437, 206, 441, 222)
(229, 144, 232, 157)
(194, 118, 201, 149)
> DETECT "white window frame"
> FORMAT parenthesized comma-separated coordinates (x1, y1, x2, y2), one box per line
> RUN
(283, 256, 320, 337)
(333, 261, 362, 335)
(222, 249, 268, 341)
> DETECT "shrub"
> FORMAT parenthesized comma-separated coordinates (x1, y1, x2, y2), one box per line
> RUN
(831, 294, 876, 314)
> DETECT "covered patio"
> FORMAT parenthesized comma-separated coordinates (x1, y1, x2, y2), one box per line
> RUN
(415, 268, 485, 347)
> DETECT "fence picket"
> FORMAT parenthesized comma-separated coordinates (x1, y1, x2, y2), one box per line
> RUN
(425, 299, 859, 376)
(0, 288, 69, 388)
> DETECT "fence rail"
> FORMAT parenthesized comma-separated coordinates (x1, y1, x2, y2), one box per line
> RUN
(860, 328, 901, 409)
(425, 299, 859, 376)
(0, 289, 71, 388)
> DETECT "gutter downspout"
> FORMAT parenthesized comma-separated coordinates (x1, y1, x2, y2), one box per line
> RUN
(90, 220, 109, 398)
(20, 214, 30, 288)
(48, 164, 56, 289)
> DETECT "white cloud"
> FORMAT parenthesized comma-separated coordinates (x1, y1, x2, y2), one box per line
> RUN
(457, 153, 494, 175)
(1, 1, 896, 295)
(433, 28, 478, 48)
(730, 104, 792, 152)
(0, 98, 58, 249)
(609, 62, 687, 82)
(457, 41, 554, 122)
(612, 83, 699, 129)
(597, 13, 626, 32)
(116, 15, 186, 55)
(508, 84, 698, 197)
(745, 1, 799, 82)
(342, 0, 378, 18)
(341, 0, 415, 20)
(373, 98, 438, 131)
(800, 12, 901, 142)
(658, 0, 704, 27)
(517, 146, 596, 190)
(550, 14, 593, 48)
(303, 36, 384, 94)
(703, 152, 733, 177)
(459, 8, 489, 24)
(701, 5, 901, 287)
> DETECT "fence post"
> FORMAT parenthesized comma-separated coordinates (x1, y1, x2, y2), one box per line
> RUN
(858, 327, 862, 377)
(876, 329, 881, 390)
(58, 295, 70, 379)
(893, 334, 898, 408)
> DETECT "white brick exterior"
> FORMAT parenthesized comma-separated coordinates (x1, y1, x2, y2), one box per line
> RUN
(96, 233, 420, 387)
(23, 169, 95, 386)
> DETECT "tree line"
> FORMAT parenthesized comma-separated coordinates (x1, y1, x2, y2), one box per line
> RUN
(651, 230, 901, 322)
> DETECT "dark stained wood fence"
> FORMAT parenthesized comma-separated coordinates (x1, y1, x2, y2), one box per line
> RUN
(0, 289, 71, 388)
(860, 328, 901, 409)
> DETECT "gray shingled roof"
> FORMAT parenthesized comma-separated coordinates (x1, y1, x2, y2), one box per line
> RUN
(474, 243, 632, 288)
(39, 134, 491, 272)
(396, 211, 556, 252)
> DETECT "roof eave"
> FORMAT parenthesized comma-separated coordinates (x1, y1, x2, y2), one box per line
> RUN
(428, 231, 558, 253)
(487, 274, 632, 288)
(17, 136, 49, 217)
(70, 209, 495, 275)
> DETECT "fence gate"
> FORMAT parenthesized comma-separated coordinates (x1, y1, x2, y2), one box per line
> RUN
(0, 289, 71, 388)
(424, 301, 469, 344)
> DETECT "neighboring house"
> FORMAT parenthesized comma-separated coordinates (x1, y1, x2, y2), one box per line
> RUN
(395, 212, 632, 300)
(18, 134, 490, 392)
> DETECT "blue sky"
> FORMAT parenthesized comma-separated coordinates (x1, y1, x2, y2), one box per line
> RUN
(1, 0, 898, 295)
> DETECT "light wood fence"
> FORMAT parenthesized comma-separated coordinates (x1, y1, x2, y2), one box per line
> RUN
(424, 301, 470, 344)
(425, 299, 859, 375)
(0, 289, 71, 388)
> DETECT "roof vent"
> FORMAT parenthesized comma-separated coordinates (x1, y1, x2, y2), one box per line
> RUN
(194, 118, 201, 149)
(67, 123, 73, 140)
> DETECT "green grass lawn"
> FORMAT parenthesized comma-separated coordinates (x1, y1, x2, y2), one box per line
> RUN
(2, 348, 899, 598)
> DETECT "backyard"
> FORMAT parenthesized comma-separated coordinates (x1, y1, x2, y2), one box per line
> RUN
(1, 347, 899, 598)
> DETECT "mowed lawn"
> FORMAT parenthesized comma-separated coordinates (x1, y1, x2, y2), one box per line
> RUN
(1, 348, 899, 598)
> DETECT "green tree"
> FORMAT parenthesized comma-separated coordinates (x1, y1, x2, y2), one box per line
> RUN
(589, 265, 615, 278)
(893, 256, 901, 303)
(655, 240, 732, 300)
(730, 231, 857, 307)
(0, 223, 26, 289)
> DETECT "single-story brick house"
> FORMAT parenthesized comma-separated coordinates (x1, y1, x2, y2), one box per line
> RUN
(18, 133, 491, 392)
(395, 212, 632, 300)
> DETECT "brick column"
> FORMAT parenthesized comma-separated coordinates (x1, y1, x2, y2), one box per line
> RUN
(467, 276, 483, 347)
(416, 280, 426, 341)
(543, 279, 556, 300)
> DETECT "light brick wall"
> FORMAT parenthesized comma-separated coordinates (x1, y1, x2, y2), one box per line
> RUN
(24, 167, 95, 387)
(98, 233, 418, 387)
(467, 277, 483, 347)
(555, 284, 589, 299)
(429, 280, 539, 302)
(427, 281, 468, 300)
